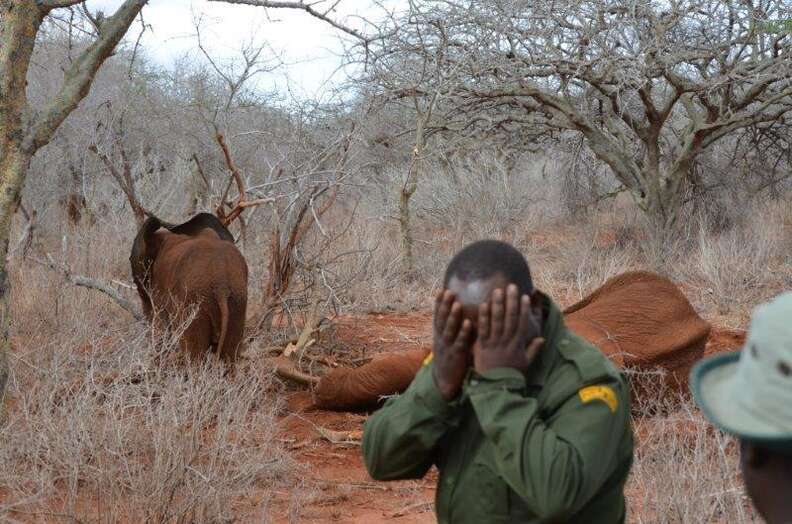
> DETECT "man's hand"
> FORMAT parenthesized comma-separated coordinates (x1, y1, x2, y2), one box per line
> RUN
(432, 289, 475, 401)
(475, 284, 544, 374)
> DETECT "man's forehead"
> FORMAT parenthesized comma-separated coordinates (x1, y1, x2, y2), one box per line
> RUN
(447, 274, 507, 306)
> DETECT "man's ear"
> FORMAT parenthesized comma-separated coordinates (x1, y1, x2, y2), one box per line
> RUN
(741, 441, 767, 469)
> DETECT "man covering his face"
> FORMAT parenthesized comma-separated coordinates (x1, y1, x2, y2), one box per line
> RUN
(362, 240, 635, 523)
(691, 292, 792, 524)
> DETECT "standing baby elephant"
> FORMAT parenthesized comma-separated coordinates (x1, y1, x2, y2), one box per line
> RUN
(130, 213, 248, 362)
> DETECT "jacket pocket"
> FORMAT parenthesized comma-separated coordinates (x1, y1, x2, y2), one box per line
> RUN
(471, 459, 510, 518)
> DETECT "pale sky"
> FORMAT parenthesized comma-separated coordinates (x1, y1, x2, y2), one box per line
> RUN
(84, 0, 379, 101)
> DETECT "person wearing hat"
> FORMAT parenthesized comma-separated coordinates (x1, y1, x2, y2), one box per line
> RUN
(691, 292, 792, 524)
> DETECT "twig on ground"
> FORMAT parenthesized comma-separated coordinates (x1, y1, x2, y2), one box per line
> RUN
(315, 426, 362, 446)
(269, 356, 320, 385)
(290, 412, 362, 445)
(283, 297, 322, 359)
(390, 501, 433, 518)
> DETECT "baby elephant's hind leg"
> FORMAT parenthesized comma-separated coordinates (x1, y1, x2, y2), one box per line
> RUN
(181, 312, 214, 362)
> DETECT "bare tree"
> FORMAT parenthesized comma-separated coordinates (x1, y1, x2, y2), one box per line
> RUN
(365, 10, 453, 275)
(357, 0, 792, 233)
(0, 0, 147, 409)
(88, 104, 154, 227)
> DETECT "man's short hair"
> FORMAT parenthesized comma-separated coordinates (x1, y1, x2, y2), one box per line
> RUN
(443, 240, 533, 295)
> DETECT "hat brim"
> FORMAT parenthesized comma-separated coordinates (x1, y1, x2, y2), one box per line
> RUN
(691, 351, 792, 445)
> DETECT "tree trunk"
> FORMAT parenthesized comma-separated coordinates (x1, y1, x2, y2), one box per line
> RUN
(0, 0, 147, 415)
(0, 2, 42, 416)
(635, 166, 690, 235)
(398, 93, 439, 276)
(0, 147, 32, 412)
(398, 159, 418, 275)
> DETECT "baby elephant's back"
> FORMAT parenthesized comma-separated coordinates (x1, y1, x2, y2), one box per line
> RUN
(155, 232, 248, 299)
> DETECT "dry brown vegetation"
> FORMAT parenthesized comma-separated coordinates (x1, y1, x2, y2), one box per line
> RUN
(0, 309, 303, 521)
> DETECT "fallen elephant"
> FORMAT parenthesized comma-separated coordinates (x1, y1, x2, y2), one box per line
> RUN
(312, 270, 711, 411)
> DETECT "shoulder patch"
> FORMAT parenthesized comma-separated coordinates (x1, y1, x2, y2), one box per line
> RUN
(422, 352, 433, 366)
(578, 384, 618, 413)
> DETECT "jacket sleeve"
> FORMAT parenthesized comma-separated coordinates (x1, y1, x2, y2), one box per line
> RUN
(467, 367, 630, 520)
(362, 362, 460, 481)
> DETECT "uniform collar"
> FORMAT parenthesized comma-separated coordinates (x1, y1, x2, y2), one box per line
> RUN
(523, 291, 565, 387)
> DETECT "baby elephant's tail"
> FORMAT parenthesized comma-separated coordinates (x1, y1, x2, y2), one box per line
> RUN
(216, 291, 230, 358)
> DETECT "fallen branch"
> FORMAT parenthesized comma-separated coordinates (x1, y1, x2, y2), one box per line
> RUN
(69, 275, 143, 321)
(283, 297, 322, 359)
(33, 255, 143, 321)
(315, 427, 362, 445)
(390, 501, 433, 518)
(269, 356, 320, 386)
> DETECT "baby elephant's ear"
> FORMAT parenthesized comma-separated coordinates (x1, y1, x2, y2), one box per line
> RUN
(130, 216, 163, 283)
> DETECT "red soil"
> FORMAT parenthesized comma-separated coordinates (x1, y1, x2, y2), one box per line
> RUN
(269, 310, 746, 520)
(268, 391, 436, 522)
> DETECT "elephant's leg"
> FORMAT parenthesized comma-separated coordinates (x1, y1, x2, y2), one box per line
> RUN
(181, 312, 213, 362)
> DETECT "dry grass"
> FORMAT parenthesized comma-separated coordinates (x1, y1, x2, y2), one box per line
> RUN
(619, 370, 754, 523)
(0, 315, 297, 522)
(627, 401, 754, 523)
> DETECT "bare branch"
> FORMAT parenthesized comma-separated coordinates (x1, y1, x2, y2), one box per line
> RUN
(210, 0, 369, 42)
(87, 141, 151, 226)
(36, 0, 85, 7)
(127, 10, 150, 78)
(23, 0, 148, 153)
(6, 204, 36, 263)
(33, 255, 143, 321)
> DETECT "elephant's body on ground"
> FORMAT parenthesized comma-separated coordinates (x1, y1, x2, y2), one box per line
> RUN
(131, 213, 248, 362)
(312, 270, 711, 411)
(563, 270, 710, 398)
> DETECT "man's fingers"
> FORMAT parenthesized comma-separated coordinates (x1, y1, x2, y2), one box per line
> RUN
(454, 319, 474, 350)
(478, 302, 490, 340)
(518, 294, 541, 340)
(490, 288, 505, 339)
(503, 284, 519, 337)
(443, 301, 463, 343)
(517, 294, 531, 330)
(434, 289, 454, 332)
(525, 337, 545, 365)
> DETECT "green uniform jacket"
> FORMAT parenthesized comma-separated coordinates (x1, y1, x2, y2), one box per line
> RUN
(362, 296, 634, 524)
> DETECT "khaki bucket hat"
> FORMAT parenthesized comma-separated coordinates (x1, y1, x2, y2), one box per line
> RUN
(690, 292, 792, 451)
